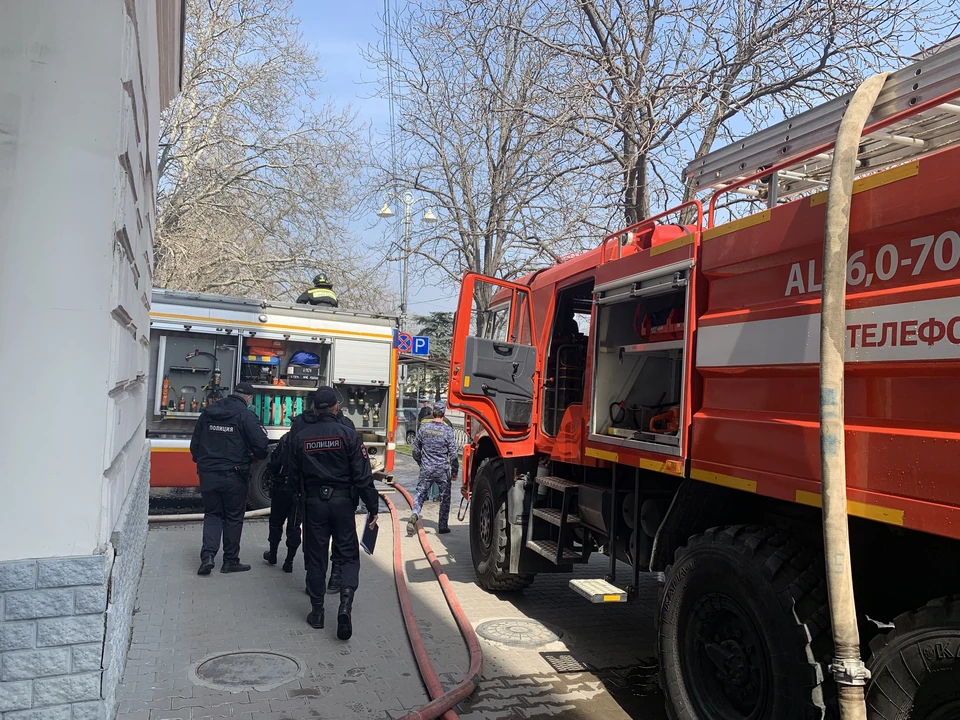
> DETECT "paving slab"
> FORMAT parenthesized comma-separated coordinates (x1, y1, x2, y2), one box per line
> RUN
(120, 455, 667, 719)
(389, 454, 667, 719)
(116, 504, 429, 720)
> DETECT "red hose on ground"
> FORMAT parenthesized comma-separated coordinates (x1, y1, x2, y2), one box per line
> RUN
(381, 492, 458, 720)
(379, 484, 483, 720)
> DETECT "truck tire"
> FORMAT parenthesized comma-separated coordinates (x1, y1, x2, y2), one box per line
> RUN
(866, 595, 960, 719)
(658, 525, 829, 720)
(469, 458, 533, 593)
(247, 462, 273, 510)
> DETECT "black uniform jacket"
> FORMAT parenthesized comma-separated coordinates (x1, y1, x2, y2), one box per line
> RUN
(190, 394, 269, 475)
(273, 410, 355, 479)
(291, 412, 379, 515)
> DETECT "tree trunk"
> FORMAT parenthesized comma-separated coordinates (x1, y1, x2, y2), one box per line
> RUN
(624, 152, 649, 226)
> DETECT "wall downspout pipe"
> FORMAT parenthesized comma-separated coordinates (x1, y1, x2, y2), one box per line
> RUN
(820, 71, 889, 719)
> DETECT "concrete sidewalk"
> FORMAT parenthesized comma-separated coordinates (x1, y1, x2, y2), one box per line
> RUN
(118, 455, 666, 720)
(115, 512, 430, 720)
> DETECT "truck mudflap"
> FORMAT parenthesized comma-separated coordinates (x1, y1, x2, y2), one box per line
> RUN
(506, 473, 533, 574)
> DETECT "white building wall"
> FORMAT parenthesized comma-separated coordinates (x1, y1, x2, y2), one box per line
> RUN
(0, 0, 165, 563)
(0, 1, 180, 717)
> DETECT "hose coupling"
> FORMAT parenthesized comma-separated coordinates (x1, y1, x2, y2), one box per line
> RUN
(829, 657, 871, 686)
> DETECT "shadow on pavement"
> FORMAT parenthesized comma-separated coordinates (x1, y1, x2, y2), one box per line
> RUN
(390, 454, 669, 720)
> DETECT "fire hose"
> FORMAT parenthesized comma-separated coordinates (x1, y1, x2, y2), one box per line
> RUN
(819, 71, 890, 719)
(148, 507, 271, 523)
(381, 481, 483, 720)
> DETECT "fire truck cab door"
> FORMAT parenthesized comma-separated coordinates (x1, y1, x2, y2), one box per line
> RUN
(450, 274, 537, 454)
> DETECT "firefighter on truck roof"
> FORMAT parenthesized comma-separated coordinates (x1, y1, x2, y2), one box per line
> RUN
(296, 271, 339, 308)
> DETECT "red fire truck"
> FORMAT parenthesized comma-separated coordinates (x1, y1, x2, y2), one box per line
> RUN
(448, 46, 960, 719)
(148, 289, 399, 508)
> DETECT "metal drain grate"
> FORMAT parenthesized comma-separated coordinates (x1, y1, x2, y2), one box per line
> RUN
(540, 652, 592, 674)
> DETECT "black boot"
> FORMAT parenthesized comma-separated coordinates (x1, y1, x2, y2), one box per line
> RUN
(306, 601, 324, 629)
(263, 545, 278, 565)
(220, 560, 251, 573)
(326, 563, 342, 594)
(337, 588, 355, 640)
(282, 548, 296, 573)
(197, 555, 215, 576)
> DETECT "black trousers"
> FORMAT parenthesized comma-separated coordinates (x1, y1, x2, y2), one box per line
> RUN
(199, 471, 248, 562)
(303, 495, 360, 600)
(268, 481, 302, 552)
(270, 483, 343, 569)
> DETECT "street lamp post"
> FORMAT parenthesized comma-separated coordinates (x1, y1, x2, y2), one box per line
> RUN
(377, 191, 437, 332)
(377, 191, 436, 411)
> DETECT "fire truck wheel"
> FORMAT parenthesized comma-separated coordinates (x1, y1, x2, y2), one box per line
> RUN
(247, 462, 273, 510)
(469, 459, 534, 593)
(866, 595, 960, 719)
(658, 525, 829, 720)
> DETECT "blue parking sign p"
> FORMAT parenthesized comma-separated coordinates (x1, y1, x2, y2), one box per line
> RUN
(412, 336, 430, 355)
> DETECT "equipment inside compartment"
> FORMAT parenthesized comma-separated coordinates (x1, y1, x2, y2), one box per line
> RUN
(240, 338, 331, 427)
(335, 384, 388, 429)
(153, 332, 390, 433)
(592, 286, 685, 453)
(237, 338, 387, 430)
(156, 333, 240, 418)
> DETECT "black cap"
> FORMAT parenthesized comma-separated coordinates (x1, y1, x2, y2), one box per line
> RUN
(313, 386, 338, 409)
(235, 382, 255, 395)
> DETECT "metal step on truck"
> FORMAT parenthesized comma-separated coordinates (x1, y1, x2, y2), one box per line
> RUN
(448, 43, 960, 720)
(147, 289, 399, 508)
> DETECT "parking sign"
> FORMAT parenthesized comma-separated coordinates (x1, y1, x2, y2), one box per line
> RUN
(412, 336, 430, 355)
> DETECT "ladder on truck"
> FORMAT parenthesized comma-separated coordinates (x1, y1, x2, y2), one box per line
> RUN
(685, 38, 960, 211)
(527, 469, 636, 604)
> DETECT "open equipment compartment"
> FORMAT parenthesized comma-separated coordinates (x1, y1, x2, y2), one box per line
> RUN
(153, 331, 240, 419)
(240, 336, 332, 429)
(590, 260, 691, 457)
(331, 337, 393, 435)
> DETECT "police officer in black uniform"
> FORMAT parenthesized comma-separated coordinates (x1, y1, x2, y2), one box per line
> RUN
(268, 404, 354, 587)
(292, 387, 379, 638)
(263, 431, 302, 571)
(190, 381, 269, 575)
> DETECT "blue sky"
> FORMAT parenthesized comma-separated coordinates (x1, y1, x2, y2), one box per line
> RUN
(292, 0, 460, 316)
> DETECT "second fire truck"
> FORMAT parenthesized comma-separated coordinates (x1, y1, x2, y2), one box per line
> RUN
(147, 289, 399, 508)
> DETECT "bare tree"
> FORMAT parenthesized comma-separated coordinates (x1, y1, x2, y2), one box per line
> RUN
(514, 0, 956, 224)
(156, 0, 390, 311)
(368, 0, 608, 314)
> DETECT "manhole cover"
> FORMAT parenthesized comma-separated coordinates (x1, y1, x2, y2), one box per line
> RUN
(475, 618, 562, 648)
(192, 651, 302, 692)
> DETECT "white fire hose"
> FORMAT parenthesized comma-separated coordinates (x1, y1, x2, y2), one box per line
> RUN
(148, 507, 271, 523)
(819, 71, 889, 719)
